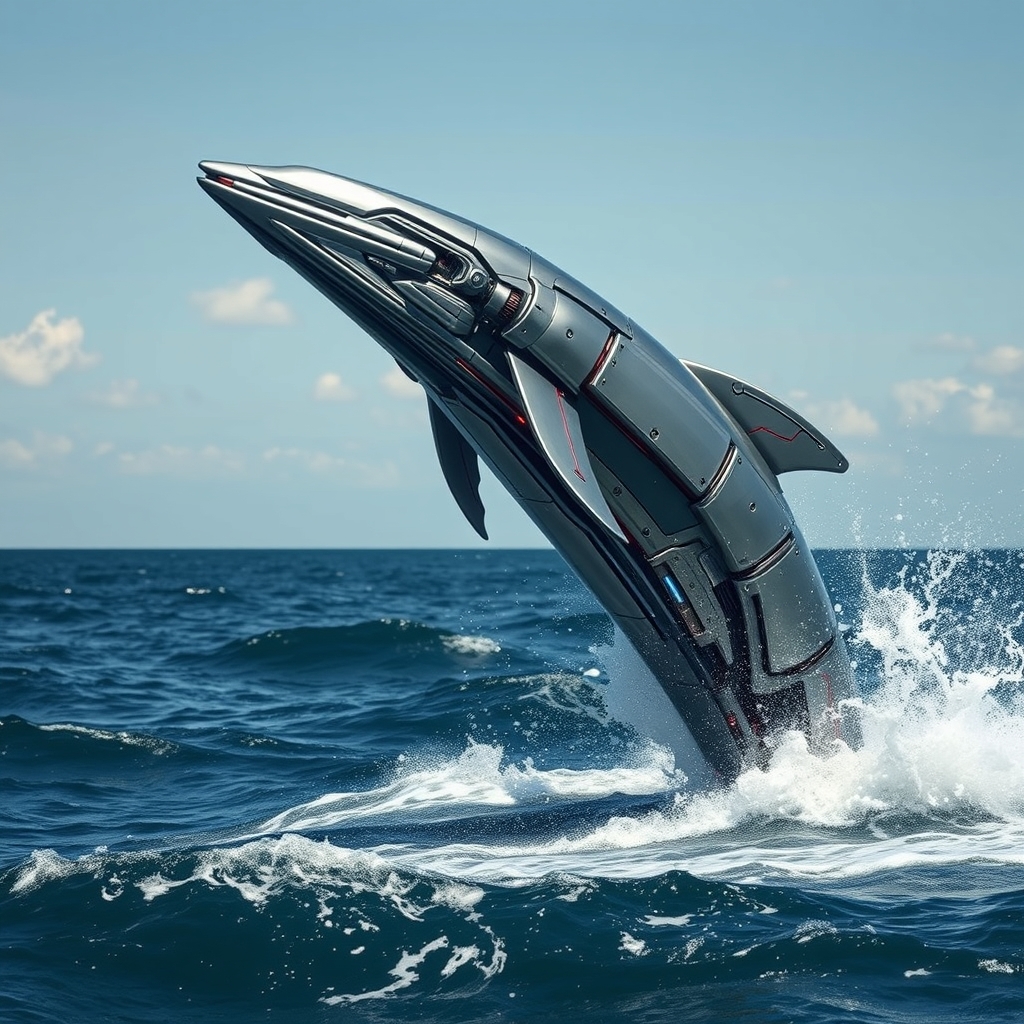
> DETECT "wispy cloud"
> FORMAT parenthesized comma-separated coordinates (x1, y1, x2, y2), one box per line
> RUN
(893, 377, 968, 423)
(973, 345, 1024, 377)
(89, 378, 160, 408)
(313, 372, 356, 402)
(962, 384, 1024, 437)
(380, 364, 423, 399)
(263, 446, 399, 487)
(117, 444, 245, 476)
(0, 432, 73, 468)
(0, 310, 98, 386)
(800, 397, 879, 439)
(893, 376, 1024, 437)
(191, 278, 293, 326)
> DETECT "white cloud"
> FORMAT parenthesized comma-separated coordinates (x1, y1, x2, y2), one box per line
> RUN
(893, 377, 967, 423)
(263, 446, 399, 487)
(313, 372, 356, 402)
(801, 397, 879, 439)
(89, 378, 160, 408)
(94, 441, 115, 456)
(191, 278, 293, 326)
(0, 432, 73, 468)
(973, 345, 1024, 377)
(0, 310, 97, 386)
(381, 364, 423, 399)
(893, 376, 1024, 437)
(963, 383, 1024, 437)
(117, 444, 245, 476)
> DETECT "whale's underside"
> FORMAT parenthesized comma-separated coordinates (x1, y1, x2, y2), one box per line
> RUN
(198, 161, 862, 782)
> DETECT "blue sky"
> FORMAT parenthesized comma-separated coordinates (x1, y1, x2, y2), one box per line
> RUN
(1, 0, 1021, 547)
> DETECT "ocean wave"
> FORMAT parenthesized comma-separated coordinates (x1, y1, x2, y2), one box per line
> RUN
(189, 619, 506, 674)
(250, 740, 681, 835)
(0, 714, 177, 758)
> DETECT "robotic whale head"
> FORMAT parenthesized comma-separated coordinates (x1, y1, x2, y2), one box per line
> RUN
(198, 160, 862, 782)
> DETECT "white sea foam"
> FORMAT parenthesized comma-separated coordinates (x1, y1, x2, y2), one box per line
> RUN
(38, 722, 174, 755)
(442, 634, 501, 655)
(11, 848, 105, 894)
(253, 740, 683, 836)
(618, 931, 649, 956)
(978, 959, 1017, 974)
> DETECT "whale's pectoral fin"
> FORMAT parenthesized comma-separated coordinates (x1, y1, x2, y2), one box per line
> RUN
(684, 361, 849, 477)
(508, 352, 625, 540)
(427, 398, 488, 540)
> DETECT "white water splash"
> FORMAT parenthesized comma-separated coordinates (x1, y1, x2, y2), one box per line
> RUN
(254, 739, 683, 836)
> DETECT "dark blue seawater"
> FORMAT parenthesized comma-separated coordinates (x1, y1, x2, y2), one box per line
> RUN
(3, 548, 1024, 1023)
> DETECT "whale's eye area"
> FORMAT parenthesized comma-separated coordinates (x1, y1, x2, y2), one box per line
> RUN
(431, 252, 463, 281)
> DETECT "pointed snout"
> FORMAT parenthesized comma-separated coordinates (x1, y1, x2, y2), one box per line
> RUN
(197, 160, 266, 187)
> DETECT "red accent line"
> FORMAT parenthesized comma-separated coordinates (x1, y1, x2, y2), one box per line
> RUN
(214, 176, 234, 187)
(455, 358, 526, 426)
(748, 425, 805, 444)
(555, 388, 586, 480)
(587, 330, 619, 385)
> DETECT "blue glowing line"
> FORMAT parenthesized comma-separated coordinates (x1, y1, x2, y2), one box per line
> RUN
(661, 573, 685, 605)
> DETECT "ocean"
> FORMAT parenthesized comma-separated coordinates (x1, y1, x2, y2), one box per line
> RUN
(2, 547, 1023, 1023)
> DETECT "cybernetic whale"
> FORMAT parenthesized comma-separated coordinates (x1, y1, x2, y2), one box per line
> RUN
(197, 160, 862, 781)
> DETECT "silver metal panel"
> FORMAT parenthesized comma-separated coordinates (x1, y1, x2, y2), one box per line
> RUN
(588, 452, 704, 557)
(502, 276, 557, 348)
(590, 334, 731, 494)
(695, 454, 792, 573)
(738, 539, 835, 676)
(525, 289, 614, 389)
(509, 353, 624, 539)
(207, 179, 436, 272)
(253, 165, 483, 249)
(393, 280, 475, 335)
(549, 270, 631, 335)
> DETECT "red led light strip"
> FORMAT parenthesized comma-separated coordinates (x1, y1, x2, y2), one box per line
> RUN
(455, 358, 527, 426)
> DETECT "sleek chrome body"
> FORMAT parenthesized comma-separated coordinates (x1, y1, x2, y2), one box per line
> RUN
(198, 161, 861, 781)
